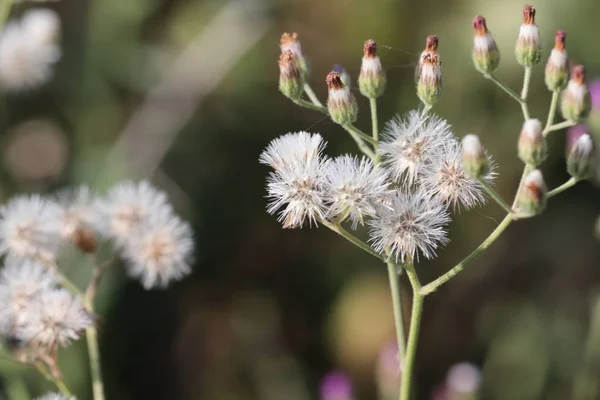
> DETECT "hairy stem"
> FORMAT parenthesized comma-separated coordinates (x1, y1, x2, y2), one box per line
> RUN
(544, 90, 560, 135)
(370, 98, 381, 163)
(400, 262, 423, 400)
(320, 219, 383, 261)
(484, 74, 524, 105)
(303, 83, 323, 107)
(85, 325, 105, 400)
(387, 261, 406, 364)
(292, 98, 327, 113)
(479, 180, 513, 214)
(520, 67, 532, 119)
(342, 124, 377, 160)
(548, 177, 579, 198)
(420, 214, 513, 295)
(544, 120, 577, 135)
(36, 362, 72, 397)
(344, 124, 377, 145)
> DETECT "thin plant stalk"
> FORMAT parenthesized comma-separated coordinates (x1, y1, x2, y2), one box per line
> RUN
(484, 74, 523, 105)
(400, 262, 424, 400)
(292, 98, 327, 113)
(544, 90, 560, 134)
(387, 261, 406, 364)
(548, 177, 579, 198)
(479, 180, 513, 214)
(303, 83, 323, 107)
(85, 325, 105, 400)
(520, 67, 532, 119)
(320, 219, 383, 261)
(370, 98, 381, 163)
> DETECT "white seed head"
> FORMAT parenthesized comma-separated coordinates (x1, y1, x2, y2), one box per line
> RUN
(0, 261, 57, 336)
(369, 189, 450, 262)
(522, 119, 543, 140)
(380, 111, 453, 184)
(0, 195, 61, 264)
(423, 139, 493, 211)
(0, 10, 61, 91)
(17, 288, 93, 348)
(94, 181, 173, 246)
(123, 212, 194, 290)
(324, 155, 391, 229)
(35, 393, 75, 400)
(446, 362, 481, 394)
(259, 131, 326, 172)
(54, 185, 97, 240)
(462, 134, 483, 157)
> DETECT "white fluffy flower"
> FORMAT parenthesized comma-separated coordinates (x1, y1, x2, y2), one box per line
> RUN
(17, 288, 93, 348)
(324, 155, 391, 228)
(369, 189, 450, 262)
(0, 9, 61, 91)
(259, 131, 326, 172)
(0, 261, 57, 336)
(263, 132, 329, 229)
(123, 212, 194, 289)
(423, 139, 494, 211)
(35, 392, 75, 400)
(380, 111, 453, 184)
(94, 181, 173, 246)
(55, 185, 97, 240)
(0, 195, 61, 264)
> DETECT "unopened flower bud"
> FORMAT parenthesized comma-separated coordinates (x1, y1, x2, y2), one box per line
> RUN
(417, 53, 442, 107)
(561, 65, 591, 122)
(516, 169, 547, 217)
(359, 39, 386, 99)
(278, 50, 303, 100)
(333, 64, 351, 88)
(567, 133, 595, 179)
(462, 134, 489, 179)
(518, 119, 547, 166)
(515, 5, 541, 67)
(472, 16, 500, 75)
(280, 32, 309, 79)
(327, 71, 358, 126)
(415, 35, 438, 82)
(545, 30, 569, 91)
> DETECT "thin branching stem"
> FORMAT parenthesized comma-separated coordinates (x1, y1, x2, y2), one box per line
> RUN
(342, 125, 377, 160)
(484, 74, 524, 105)
(544, 90, 560, 135)
(544, 120, 577, 135)
(387, 261, 406, 365)
(320, 219, 383, 261)
(303, 83, 323, 107)
(548, 177, 579, 198)
(400, 262, 423, 400)
(479, 180, 513, 214)
(292, 98, 327, 113)
(35, 362, 73, 396)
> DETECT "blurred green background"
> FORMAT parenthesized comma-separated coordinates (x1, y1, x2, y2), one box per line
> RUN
(2, 0, 600, 399)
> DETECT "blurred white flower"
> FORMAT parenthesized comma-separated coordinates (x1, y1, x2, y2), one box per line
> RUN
(55, 185, 97, 240)
(0, 195, 61, 264)
(324, 155, 391, 228)
(263, 132, 329, 229)
(369, 189, 450, 262)
(0, 9, 61, 91)
(380, 111, 452, 184)
(18, 288, 93, 348)
(259, 131, 326, 171)
(35, 392, 75, 400)
(446, 362, 482, 395)
(423, 139, 494, 211)
(94, 181, 173, 246)
(0, 261, 57, 336)
(123, 212, 194, 289)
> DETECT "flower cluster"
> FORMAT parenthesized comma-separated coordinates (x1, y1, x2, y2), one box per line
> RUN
(0, 8, 61, 91)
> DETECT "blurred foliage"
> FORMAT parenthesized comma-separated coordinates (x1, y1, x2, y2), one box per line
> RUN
(0, 0, 600, 399)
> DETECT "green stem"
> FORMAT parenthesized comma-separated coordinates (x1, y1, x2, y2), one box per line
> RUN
(386, 261, 406, 364)
(57, 272, 84, 297)
(35, 363, 72, 396)
(303, 83, 323, 108)
(344, 124, 377, 145)
(342, 125, 377, 160)
(422, 104, 432, 115)
(548, 177, 579, 198)
(420, 214, 513, 296)
(370, 98, 381, 164)
(85, 325, 105, 400)
(484, 74, 524, 105)
(400, 263, 424, 400)
(292, 98, 327, 114)
(544, 120, 576, 135)
(479, 180, 513, 214)
(511, 163, 535, 209)
(320, 219, 383, 261)
(520, 67, 532, 120)
(544, 90, 560, 135)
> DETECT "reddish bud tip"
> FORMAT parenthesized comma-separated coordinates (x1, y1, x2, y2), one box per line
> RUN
(554, 30, 566, 50)
(326, 71, 345, 90)
(363, 39, 377, 58)
(280, 32, 299, 47)
(279, 50, 295, 67)
(425, 35, 439, 52)
(423, 53, 439, 66)
(472, 16, 488, 35)
(523, 5, 536, 24)
(572, 64, 586, 84)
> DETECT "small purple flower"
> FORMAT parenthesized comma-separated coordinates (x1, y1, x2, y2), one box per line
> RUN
(320, 371, 353, 400)
(588, 79, 600, 108)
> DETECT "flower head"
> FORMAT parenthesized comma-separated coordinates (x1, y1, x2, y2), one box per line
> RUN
(472, 16, 500, 74)
(0, 261, 57, 336)
(515, 5, 541, 67)
(567, 133, 595, 179)
(561, 65, 591, 122)
(123, 212, 194, 289)
(327, 71, 358, 126)
(320, 371, 353, 400)
(462, 134, 489, 179)
(380, 111, 453, 184)
(518, 119, 547, 166)
(369, 189, 450, 262)
(423, 139, 493, 211)
(55, 186, 98, 253)
(18, 288, 93, 348)
(358, 39, 386, 99)
(94, 181, 173, 246)
(324, 155, 391, 228)
(279, 50, 303, 100)
(280, 32, 309, 79)
(0, 9, 61, 91)
(263, 132, 328, 229)
(0, 195, 61, 265)
(545, 30, 569, 91)
(515, 169, 547, 217)
(417, 53, 442, 106)
(415, 35, 438, 83)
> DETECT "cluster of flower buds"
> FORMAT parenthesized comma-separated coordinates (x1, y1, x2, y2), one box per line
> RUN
(358, 39, 386, 99)
(567, 133, 595, 179)
(472, 16, 500, 75)
(461, 134, 489, 179)
(561, 65, 591, 122)
(515, 5, 541, 67)
(518, 119, 547, 166)
(545, 30, 569, 91)
(416, 36, 442, 106)
(278, 33, 309, 100)
(327, 71, 358, 126)
(516, 169, 547, 216)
